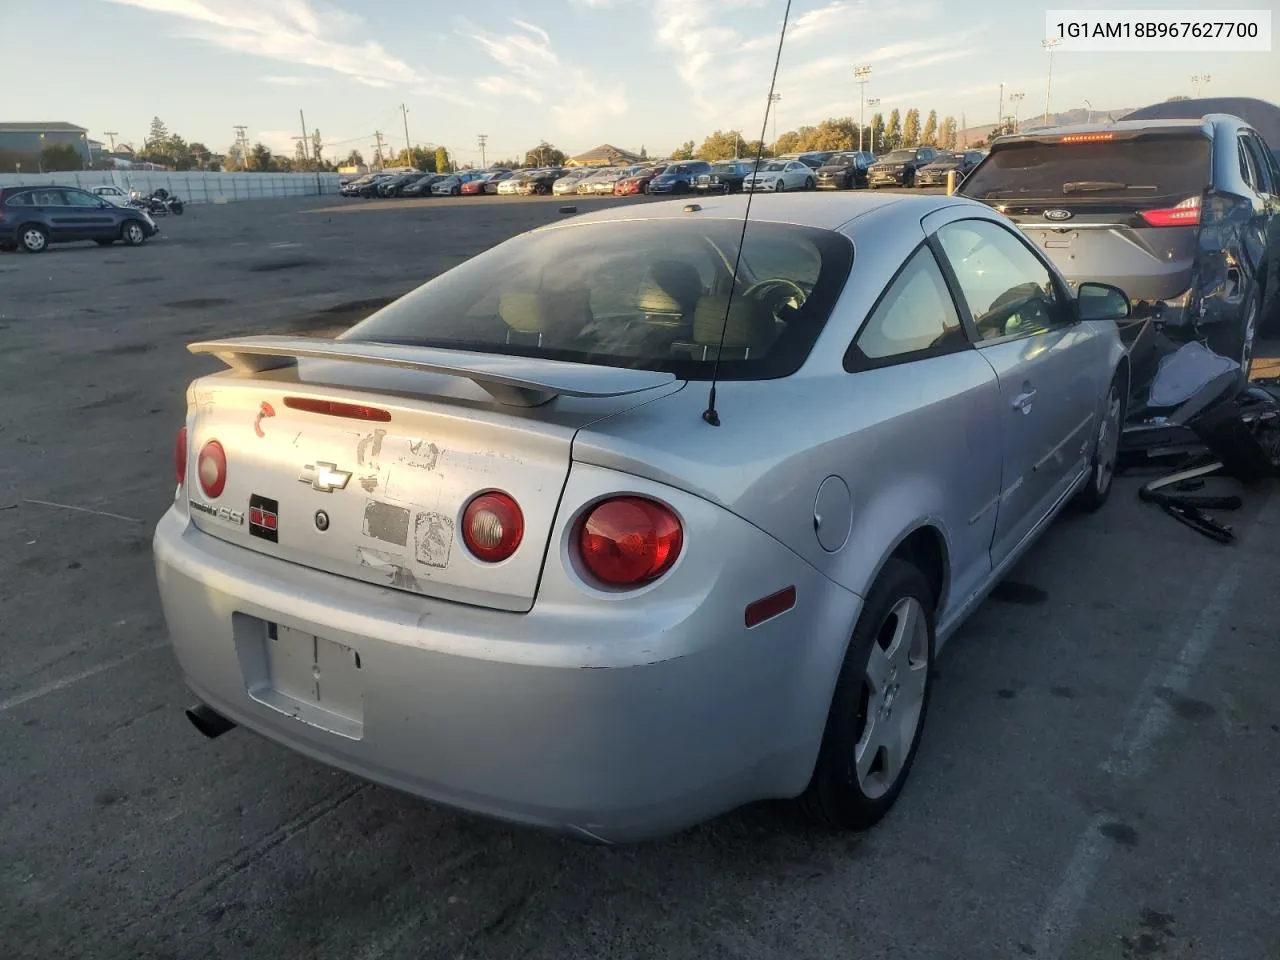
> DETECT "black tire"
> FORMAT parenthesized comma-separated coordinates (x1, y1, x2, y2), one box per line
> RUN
(799, 558, 935, 830)
(95, 239, 115, 246)
(170, 201, 184, 215)
(805, 176, 815, 190)
(121, 220, 147, 246)
(19, 224, 49, 253)
(451, 185, 461, 196)
(1205, 289, 1260, 380)
(1075, 373, 1125, 512)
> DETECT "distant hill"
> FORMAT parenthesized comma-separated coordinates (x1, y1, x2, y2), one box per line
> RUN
(957, 106, 1135, 146)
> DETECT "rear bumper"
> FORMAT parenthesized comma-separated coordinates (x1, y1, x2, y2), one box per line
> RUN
(153, 480, 860, 842)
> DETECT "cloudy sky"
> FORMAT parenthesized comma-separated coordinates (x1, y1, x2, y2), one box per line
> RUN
(8, 0, 1276, 164)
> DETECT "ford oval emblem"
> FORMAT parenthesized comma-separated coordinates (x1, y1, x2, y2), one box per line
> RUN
(1043, 208, 1073, 221)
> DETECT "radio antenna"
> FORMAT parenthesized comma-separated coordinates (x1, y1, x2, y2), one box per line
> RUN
(702, 0, 793, 427)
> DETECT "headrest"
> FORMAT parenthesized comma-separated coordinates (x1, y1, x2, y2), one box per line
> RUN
(498, 288, 592, 338)
(691, 295, 775, 348)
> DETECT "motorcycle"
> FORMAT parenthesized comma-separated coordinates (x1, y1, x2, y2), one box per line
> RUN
(129, 188, 184, 216)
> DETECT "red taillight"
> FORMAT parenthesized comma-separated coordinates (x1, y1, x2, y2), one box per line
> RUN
(578, 496, 683, 587)
(175, 426, 187, 486)
(1139, 194, 1201, 228)
(1059, 133, 1115, 144)
(197, 440, 227, 499)
(283, 397, 391, 422)
(462, 491, 524, 562)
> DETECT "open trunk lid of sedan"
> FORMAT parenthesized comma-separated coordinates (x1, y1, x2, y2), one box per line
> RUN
(181, 336, 679, 613)
(958, 126, 1213, 303)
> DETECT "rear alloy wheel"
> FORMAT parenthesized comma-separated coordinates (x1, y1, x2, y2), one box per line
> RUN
(20, 225, 49, 253)
(800, 558, 934, 829)
(1075, 377, 1124, 512)
(121, 221, 147, 246)
(805, 176, 815, 190)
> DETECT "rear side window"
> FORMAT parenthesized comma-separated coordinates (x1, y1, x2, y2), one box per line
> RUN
(1242, 134, 1274, 194)
(849, 246, 964, 364)
(3, 191, 31, 207)
(342, 218, 853, 381)
(960, 134, 1211, 202)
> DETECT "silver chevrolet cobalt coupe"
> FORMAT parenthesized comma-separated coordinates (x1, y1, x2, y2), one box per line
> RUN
(155, 192, 1130, 842)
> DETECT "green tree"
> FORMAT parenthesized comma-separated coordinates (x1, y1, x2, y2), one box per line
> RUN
(884, 109, 901, 150)
(870, 112, 885, 153)
(344, 149, 365, 168)
(773, 130, 801, 154)
(188, 142, 211, 168)
(225, 142, 246, 170)
(798, 117, 855, 151)
(902, 108, 921, 147)
(694, 129, 745, 161)
(740, 139, 772, 158)
(435, 146, 451, 173)
(640, 145, 648, 159)
(669, 140, 696, 160)
(40, 143, 83, 172)
(1166, 95, 1190, 101)
(248, 142, 274, 172)
(921, 110, 938, 147)
(311, 130, 324, 166)
(940, 116, 958, 150)
(524, 142, 566, 167)
(294, 139, 308, 166)
(147, 116, 169, 151)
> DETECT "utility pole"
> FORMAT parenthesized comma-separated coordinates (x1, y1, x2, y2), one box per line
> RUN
(372, 131, 386, 170)
(961, 112, 967, 147)
(298, 109, 312, 166)
(103, 131, 118, 152)
(401, 104, 412, 166)
(997, 83, 1004, 137)
(1042, 38, 1062, 123)
(233, 125, 249, 169)
(1192, 74, 1211, 97)
(477, 133, 488, 168)
(855, 65, 872, 152)
(1010, 92, 1025, 133)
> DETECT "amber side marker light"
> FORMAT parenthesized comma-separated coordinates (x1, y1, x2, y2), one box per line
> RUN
(745, 586, 797, 628)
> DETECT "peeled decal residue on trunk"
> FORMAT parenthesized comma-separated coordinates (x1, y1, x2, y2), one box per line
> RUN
(415, 512, 454, 568)
(356, 546, 420, 590)
(363, 500, 411, 546)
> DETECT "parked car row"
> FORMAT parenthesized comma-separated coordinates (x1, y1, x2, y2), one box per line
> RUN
(338, 147, 990, 205)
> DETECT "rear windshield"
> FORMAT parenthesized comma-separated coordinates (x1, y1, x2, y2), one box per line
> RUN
(960, 134, 1212, 201)
(881, 150, 917, 162)
(342, 219, 853, 381)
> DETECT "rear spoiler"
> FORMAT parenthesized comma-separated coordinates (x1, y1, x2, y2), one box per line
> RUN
(188, 335, 677, 407)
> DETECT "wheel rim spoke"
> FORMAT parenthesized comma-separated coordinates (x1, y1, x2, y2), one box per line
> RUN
(855, 596, 929, 797)
(865, 642, 892, 693)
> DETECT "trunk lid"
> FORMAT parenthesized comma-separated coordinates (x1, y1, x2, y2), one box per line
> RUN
(959, 129, 1213, 301)
(182, 339, 680, 613)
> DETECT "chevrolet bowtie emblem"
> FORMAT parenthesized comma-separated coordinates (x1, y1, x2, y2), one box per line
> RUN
(299, 462, 351, 493)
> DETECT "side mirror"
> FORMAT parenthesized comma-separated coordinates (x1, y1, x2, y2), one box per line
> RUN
(1077, 282, 1131, 322)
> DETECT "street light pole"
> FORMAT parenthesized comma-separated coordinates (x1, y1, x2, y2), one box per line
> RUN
(1192, 73, 1211, 97)
(866, 98, 880, 152)
(1010, 92, 1025, 133)
(768, 93, 781, 149)
(854, 65, 871, 152)
(1042, 38, 1062, 124)
(1083, 99, 1092, 123)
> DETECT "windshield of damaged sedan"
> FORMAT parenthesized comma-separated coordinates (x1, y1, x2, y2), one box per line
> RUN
(341, 219, 853, 380)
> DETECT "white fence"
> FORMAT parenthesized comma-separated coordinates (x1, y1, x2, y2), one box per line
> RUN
(0, 170, 342, 204)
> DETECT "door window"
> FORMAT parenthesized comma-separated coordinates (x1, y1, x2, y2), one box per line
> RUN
(1238, 136, 1260, 191)
(936, 219, 1070, 341)
(63, 190, 103, 207)
(1241, 134, 1275, 194)
(29, 189, 68, 206)
(848, 245, 965, 365)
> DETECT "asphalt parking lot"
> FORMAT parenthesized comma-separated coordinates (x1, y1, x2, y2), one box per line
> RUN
(2, 192, 1279, 960)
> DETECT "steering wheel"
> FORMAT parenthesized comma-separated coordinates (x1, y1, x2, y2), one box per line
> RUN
(742, 278, 807, 316)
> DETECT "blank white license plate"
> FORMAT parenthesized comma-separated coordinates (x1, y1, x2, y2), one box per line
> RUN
(234, 616, 364, 740)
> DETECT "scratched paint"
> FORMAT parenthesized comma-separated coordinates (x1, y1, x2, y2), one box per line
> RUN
(359, 475, 378, 493)
(403, 439, 440, 471)
(254, 401, 276, 438)
(356, 428, 387, 466)
(362, 500, 411, 546)
(414, 512, 454, 568)
(356, 546, 420, 591)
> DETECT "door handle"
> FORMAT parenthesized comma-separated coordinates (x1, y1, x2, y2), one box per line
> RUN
(1012, 388, 1037, 413)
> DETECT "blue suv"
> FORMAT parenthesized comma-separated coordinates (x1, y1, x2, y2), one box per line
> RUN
(0, 185, 158, 253)
(648, 160, 712, 194)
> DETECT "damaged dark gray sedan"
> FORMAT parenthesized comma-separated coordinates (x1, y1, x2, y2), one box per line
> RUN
(959, 115, 1280, 374)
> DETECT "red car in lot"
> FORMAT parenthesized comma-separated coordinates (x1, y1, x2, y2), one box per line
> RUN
(460, 178, 487, 196)
(614, 167, 662, 196)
